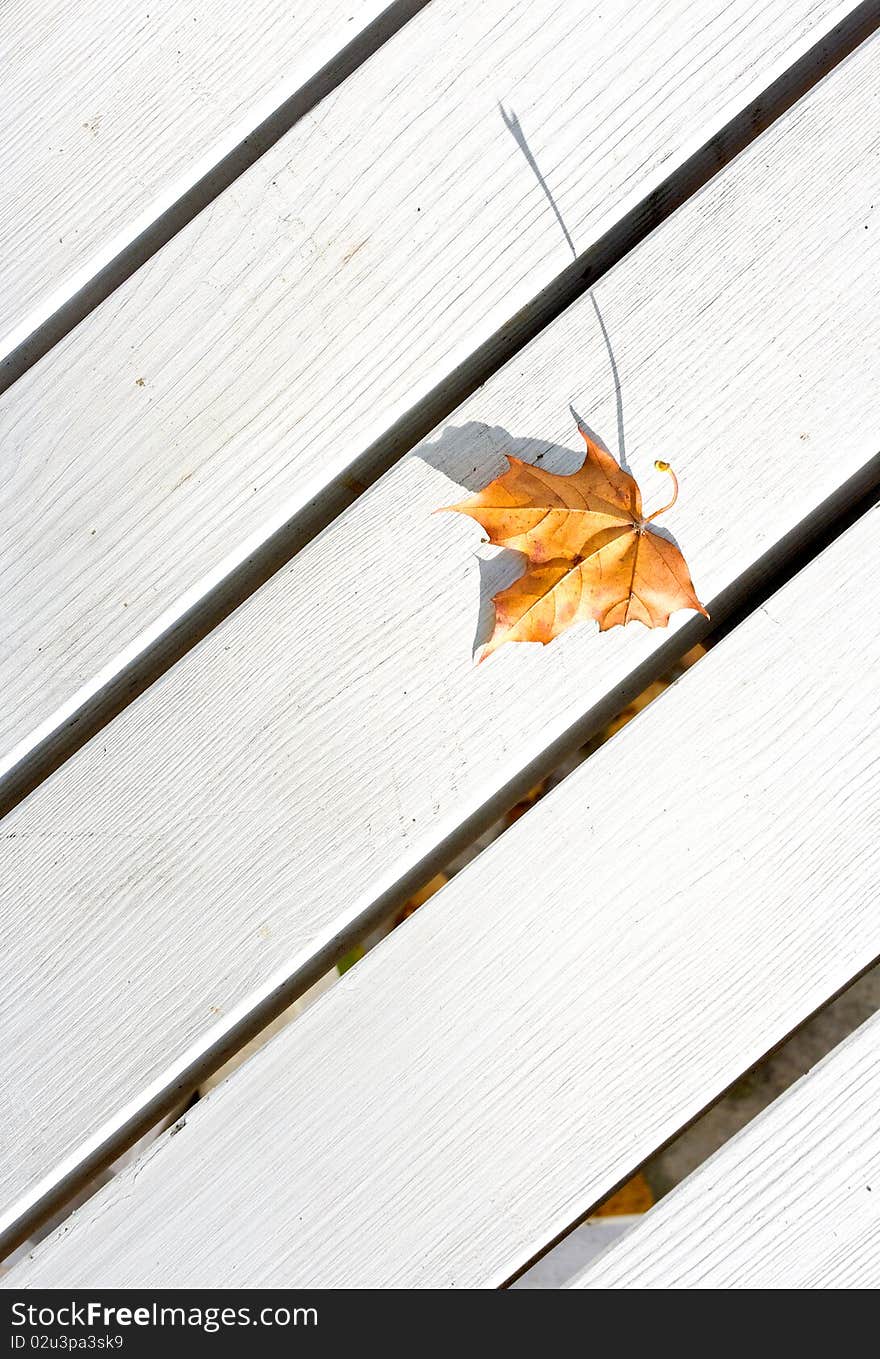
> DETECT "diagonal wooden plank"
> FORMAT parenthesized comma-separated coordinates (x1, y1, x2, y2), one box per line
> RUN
(2, 0, 871, 808)
(4, 501, 878, 1288)
(1, 22, 879, 1251)
(0, 0, 421, 372)
(570, 1009, 880, 1289)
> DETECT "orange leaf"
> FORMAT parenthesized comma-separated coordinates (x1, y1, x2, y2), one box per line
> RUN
(443, 424, 708, 659)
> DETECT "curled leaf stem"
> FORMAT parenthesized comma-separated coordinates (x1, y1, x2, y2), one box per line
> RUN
(644, 460, 679, 523)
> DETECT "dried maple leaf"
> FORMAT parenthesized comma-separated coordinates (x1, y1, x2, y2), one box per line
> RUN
(443, 424, 707, 659)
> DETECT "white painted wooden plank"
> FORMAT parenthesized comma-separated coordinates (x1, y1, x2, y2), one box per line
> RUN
(5, 502, 879, 1289)
(570, 1009, 880, 1289)
(0, 0, 402, 364)
(1, 26, 879, 1247)
(0, 0, 861, 793)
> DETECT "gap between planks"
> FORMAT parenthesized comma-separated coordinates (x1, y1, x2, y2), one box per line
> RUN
(506, 944, 880, 1285)
(2, 0, 877, 817)
(568, 1007, 880, 1288)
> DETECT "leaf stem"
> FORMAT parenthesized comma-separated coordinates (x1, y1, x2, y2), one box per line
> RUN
(644, 461, 679, 522)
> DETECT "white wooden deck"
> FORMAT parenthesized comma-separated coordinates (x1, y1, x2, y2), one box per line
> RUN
(1, 0, 879, 1289)
(1, 0, 863, 802)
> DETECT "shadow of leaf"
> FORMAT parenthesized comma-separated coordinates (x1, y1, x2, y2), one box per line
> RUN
(419, 419, 585, 490)
(420, 421, 584, 656)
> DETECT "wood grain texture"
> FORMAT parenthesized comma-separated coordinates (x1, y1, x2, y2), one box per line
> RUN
(0, 0, 855, 786)
(2, 27, 879, 1246)
(0, 0, 395, 363)
(571, 1010, 880, 1288)
(5, 503, 879, 1288)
